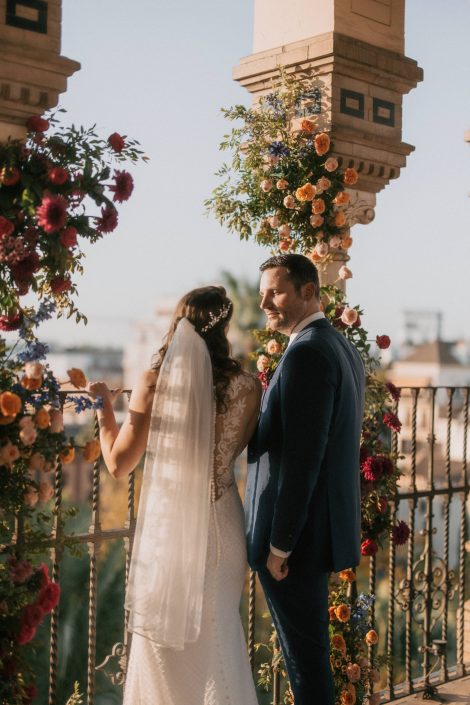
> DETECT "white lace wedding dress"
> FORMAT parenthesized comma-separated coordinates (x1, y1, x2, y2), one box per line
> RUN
(123, 372, 260, 705)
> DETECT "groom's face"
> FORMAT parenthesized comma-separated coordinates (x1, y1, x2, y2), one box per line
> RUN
(259, 267, 308, 335)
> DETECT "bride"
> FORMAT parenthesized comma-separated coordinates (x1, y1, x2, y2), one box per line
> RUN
(88, 286, 262, 705)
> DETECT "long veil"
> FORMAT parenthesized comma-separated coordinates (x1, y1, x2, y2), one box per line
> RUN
(125, 318, 215, 649)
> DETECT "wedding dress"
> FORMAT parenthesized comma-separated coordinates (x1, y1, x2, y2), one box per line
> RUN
(123, 371, 260, 705)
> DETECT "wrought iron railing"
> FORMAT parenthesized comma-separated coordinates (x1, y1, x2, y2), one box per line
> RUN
(38, 386, 469, 704)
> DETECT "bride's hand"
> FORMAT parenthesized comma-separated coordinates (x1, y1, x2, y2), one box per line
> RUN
(87, 381, 122, 405)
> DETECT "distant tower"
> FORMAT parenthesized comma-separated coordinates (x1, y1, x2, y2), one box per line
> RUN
(402, 310, 442, 346)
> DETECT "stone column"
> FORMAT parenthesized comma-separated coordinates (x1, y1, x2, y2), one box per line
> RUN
(0, 0, 80, 142)
(234, 0, 422, 286)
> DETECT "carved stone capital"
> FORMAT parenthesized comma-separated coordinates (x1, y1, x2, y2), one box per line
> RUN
(343, 189, 376, 227)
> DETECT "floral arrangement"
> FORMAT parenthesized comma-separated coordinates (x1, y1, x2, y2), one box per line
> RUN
(0, 112, 145, 328)
(205, 70, 357, 265)
(209, 72, 409, 703)
(0, 112, 143, 704)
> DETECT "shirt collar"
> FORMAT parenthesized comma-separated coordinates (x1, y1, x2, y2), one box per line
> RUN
(288, 311, 325, 346)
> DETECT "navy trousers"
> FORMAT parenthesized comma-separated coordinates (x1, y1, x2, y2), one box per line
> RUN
(258, 565, 334, 705)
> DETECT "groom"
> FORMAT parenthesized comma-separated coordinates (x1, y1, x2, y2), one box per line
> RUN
(246, 254, 365, 705)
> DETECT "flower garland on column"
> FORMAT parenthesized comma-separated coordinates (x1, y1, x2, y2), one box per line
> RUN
(0, 113, 145, 704)
(207, 71, 409, 705)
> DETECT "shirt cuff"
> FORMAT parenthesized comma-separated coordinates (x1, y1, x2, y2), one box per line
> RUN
(270, 544, 292, 559)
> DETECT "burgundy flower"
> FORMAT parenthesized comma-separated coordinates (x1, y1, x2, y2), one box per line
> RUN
(361, 538, 378, 556)
(383, 412, 402, 433)
(0, 216, 15, 238)
(36, 194, 68, 233)
(377, 496, 388, 514)
(109, 170, 134, 203)
(0, 166, 21, 186)
(361, 456, 383, 482)
(59, 226, 78, 248)
(95, 205, 118, 233)
(392, 520, 410, 546)
(22, 604, 44, 629)
(48, 167, 69, 185)
(16, 623, 36, 645)
(23, 683, 39, 704)
(359, 445, 369, 465)
(0, 313, 22, 331)
(385, 381, 401, 402)
(37, 563, 49, 587)
(353, 314, 362, 328)
(50, 276, 72, 294)
(37, 581, 60, 613)
(26, 115, 50, 132)
(11, 252, 40, 282)
(108, 132, 125, 152)
(333, 306, 348, 330)
(376, 335, 391, 350)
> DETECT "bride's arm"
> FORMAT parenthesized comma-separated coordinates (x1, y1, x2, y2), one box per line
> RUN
(88, 369, 157, 479)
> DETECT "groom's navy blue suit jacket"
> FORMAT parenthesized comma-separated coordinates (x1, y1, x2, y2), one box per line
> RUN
(246, 317, 365, 573)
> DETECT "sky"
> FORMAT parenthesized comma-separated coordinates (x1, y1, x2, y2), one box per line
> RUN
(35, 0, 470, 350)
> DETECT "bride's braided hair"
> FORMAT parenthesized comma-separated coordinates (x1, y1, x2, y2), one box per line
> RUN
(153, 286, 241, 412)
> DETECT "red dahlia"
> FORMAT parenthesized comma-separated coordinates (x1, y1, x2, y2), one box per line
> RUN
(37, 581, 60, 613)
(361, 538, 378, 556)
(16, 623, 36, 645)
(11, 252, 40, 282)
(50, 276, 72, 294)
(392, 520, 410, 546)
(361, 456, 384, 482)
(95, 205, 118, 233)
(26, 115, 50, 132)
(385, 381, 401, 402)
(36, 194, 68, 233)
(376, 335, 391, 350)
(109, 170, 134, 203)
(108, 132, 125, 152)
(0, 313, 22, 331)
(383, 412, 402, 433)
(22, 604, 44, 629)
(59, 226, 78, 248)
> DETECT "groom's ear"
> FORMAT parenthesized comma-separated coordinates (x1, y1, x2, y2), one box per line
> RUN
(302, 282, 316, 301)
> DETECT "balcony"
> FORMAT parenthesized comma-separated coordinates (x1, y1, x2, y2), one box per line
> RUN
(26, 386, 470, 704)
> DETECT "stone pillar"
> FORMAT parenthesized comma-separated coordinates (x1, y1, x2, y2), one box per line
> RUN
(234, 0, 422, 286)
(0, 0, 80, 141)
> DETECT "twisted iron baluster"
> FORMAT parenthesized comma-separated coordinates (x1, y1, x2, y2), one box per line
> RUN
(48, 392, 66, 705)
(422, 388, 437, 689)
(87, 412, 101, 705)
(386, 499, 397, 699)
(405, 388, 419, 693)
(368, 552, 377, 669)
(456, 388, 468, 676)
(247, 570, 257, 673)
(440, 388, 454, 681)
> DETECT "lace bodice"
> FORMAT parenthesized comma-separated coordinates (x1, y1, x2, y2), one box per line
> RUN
(212, 372, 259, 502)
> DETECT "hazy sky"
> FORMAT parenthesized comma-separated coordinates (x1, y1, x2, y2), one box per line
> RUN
(35, 0, 470, 350)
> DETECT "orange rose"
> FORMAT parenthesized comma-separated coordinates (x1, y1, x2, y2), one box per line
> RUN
(325, 157, 339, 172)
(67, 368, 87, 389)
(0, 391, 22, 417)
(341, 235, 353, 250)
(365, 629, 379, 645)
(60, 447, 75, 465)
(29, 452, 46, 472)
(339, 265, 353, 280)
(257, 355, 270, 373)
(344, 168, 358, 186)
(24, 362, 43, 380)
(317, 176, 331, 191)
(279, 238, 293, 252)
(310, 214, 324, 228)
(21, 376, 41, 391)
(339, 569, 356, 583)
(314, 132, 330, 156)
(331, 633, 346, 654)
(346, 663, 361, 683)
(335, 211, 347, 227)
(329, 236, 341, 249)
(334, 191, 351, 205)
(83, 439, 101, 463)
(276, 179, 289, 190)
(340, 683, 356, 705)
(328, 606, 337, 622)
(312, 198, 326, 215)
(309, 249, 323, 263)
(315, 242, 329, 258)
(0, 441, 20, 467)
(34, 407, 51, 430)
(266, 339, 283, 355)
(300, 119, 315, 133)
(335, 604, 351, 623)
(295, 183, 316, 202)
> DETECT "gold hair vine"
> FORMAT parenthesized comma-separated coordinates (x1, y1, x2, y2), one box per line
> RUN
(201, 303, 232, 333)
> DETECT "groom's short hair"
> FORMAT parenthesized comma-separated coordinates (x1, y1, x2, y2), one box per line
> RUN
(260, 254, 320, 297)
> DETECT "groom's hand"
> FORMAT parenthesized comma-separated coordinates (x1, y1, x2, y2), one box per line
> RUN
(267, 552, 289, 581)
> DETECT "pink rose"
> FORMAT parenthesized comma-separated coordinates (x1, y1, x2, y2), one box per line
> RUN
(276, 179, 289, 190)
(317, 176, 331, 191)
(341, 307, 358, 326)
(310, 214, 324, 228)
(315, 242, 329, 257)
(324, 157, 338, 172)
(283, 195, 296, 209)
(346, 663, 361, 683)
(256, 355, 270, 372)
(38, 482, 54, 503)
(260, 179, 273, 192)
(278, 224, 291, 238)
(329, 236, 341, 249)
(0, 441, 20, 466)
(266, 339, 283, 355)
(29, 452, 46, 472)
(339, 265, 353, 280)
(20, 425, 37, 446)
(50, 409, 64, 433)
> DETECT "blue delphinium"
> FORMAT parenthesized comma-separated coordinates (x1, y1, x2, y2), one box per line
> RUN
(66, 395, 104, 413)
(17, 341, 50, 362)
(268, 141, 290, 158)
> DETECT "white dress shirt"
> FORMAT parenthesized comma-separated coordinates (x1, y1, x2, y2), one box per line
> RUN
(270, 310, 326, 559)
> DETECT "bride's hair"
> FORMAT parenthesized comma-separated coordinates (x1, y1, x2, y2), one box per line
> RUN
(153, 286, 241, 412)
